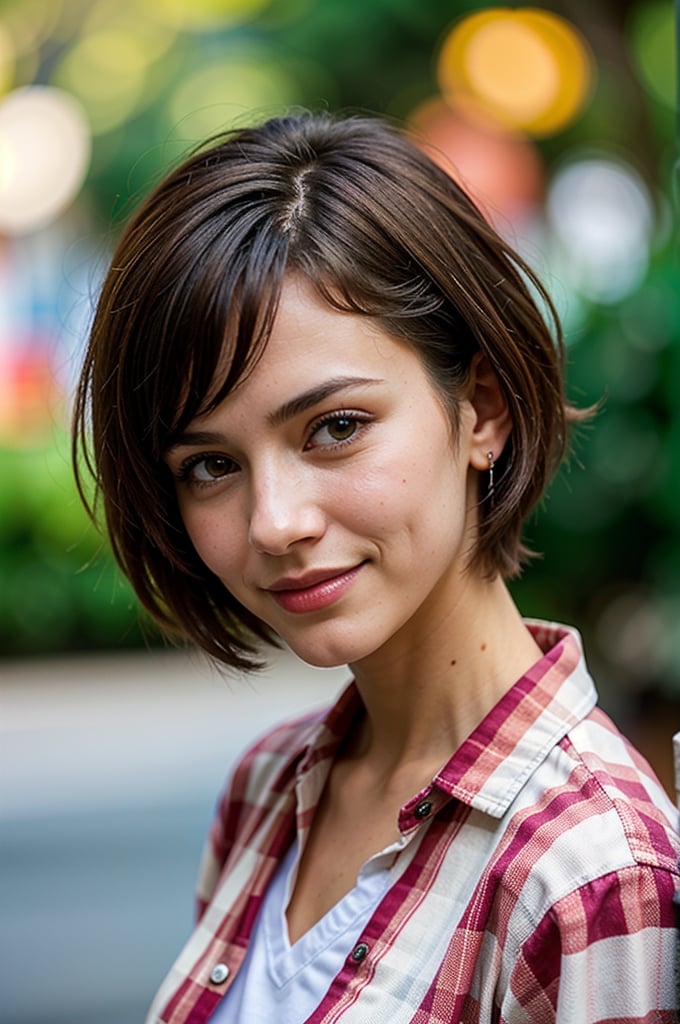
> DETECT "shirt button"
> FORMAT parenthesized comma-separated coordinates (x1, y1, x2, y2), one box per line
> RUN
(350, 941, 370, 963)
(414, 800, 433, 820)
(209, 963, 230, 985)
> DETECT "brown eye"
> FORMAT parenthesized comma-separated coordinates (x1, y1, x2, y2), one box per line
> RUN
(326, 417, 357, 441)
(186, 455, 237, 483)
(202, 456, 231, 477)
(306, 411, 370, 450)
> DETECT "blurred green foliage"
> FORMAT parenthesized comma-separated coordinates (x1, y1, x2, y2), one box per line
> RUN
(0, 435, 153, 654)
(513, 250, 680, 700)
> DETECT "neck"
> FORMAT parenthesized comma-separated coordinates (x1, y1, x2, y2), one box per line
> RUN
(347, 575, 542, 776)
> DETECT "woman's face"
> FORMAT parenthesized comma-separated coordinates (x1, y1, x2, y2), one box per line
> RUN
(164, 275, 483, 670)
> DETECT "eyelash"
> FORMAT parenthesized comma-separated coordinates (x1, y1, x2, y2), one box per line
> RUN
(174, 410, 371, 489)
(305, 410, 371, 449)
(175, 453, 237, 488)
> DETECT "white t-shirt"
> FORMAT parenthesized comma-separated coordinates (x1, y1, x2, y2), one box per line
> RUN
(209, 840, 392, 1022)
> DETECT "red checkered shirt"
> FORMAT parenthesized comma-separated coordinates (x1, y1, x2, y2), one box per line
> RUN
(146, 622, 680, 1023)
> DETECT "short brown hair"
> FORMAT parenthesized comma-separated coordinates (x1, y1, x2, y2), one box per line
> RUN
(73, 111, 580, 668)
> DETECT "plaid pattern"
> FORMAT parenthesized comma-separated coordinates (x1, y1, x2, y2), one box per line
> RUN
(145, 623, 680, 1023)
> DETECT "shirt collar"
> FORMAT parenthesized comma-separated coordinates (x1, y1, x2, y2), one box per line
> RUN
(433, 621, 597, 817)
(297, 621, 598, 822)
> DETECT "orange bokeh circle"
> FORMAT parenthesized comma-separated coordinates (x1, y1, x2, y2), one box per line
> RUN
(437, 7, 593, 137)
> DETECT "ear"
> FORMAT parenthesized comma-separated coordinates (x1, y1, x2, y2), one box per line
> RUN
(465, 352, 512, 471)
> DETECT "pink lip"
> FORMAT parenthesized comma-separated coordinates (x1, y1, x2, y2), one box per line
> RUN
(266, 564, 364, 614)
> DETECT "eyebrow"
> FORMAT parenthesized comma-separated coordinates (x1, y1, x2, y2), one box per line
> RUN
(166, 376, 383, 452)
(267, 376, 383, 428)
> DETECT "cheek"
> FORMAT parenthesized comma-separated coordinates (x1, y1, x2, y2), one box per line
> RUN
(181, 506, 244, 576)
(355, 439, 466, 528)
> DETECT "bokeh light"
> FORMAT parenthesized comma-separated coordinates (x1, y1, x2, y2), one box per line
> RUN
(437, 8, 593, 137)
(166, 57, 298, 139)
(140, 0, 272, 31)
(409, 97, 544, 227)
(591, 408, 661, 490)
(0, 345, 62, 442)
(0, 0, 62, 61)
(0, 25, 16, 97)
(596, 587, 679, 686)
(546, 155, 655, 304)
(627, 0, 676, 108)
(52, 23, 174, 136)
(0, 86, 91, 234)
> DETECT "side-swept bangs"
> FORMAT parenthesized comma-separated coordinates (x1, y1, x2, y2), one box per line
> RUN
(74, 161, 301, 665)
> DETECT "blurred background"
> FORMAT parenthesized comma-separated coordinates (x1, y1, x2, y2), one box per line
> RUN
(0, 0, 678, 1020)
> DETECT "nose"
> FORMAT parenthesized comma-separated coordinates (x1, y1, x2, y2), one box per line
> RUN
(247, 463, 326, 555)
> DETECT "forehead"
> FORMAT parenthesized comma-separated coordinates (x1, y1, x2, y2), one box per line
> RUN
(231, 277, 424, 394)
(181, 274, 441, 435)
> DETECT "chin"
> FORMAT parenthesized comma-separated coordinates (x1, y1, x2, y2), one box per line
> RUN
(281, 628, 378, 671)
(285, 642, 352, 670)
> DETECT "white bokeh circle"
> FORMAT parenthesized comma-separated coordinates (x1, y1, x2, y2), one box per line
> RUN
(0, 86, 91, 235)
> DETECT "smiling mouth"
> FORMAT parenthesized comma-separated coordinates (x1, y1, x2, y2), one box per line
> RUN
(266, 564, 365, 614)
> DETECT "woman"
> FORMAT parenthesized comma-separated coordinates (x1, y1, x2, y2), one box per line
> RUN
(73, 112, 680, 1023)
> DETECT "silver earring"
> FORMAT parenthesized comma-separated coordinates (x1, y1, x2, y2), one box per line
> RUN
(487, 451, 495, 500)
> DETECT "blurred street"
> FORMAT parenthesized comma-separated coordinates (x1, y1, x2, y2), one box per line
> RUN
(0, 647, 347, 1024)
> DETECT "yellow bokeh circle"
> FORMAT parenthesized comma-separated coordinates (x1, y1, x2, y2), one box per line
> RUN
(437, 7, 593, 137)
(165, 55, 299, 140)
(140, 0, 272, 31)
(52, 27, 168, 136)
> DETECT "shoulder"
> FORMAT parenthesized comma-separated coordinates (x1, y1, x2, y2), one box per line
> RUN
(489, 712, 679, 1017)
(562, 705, 679, 872)
(490, 703, 679, 944)
(220, 705, 329, 809)
(507, 703, 678, 879)
(502, 861, 680, 1021)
